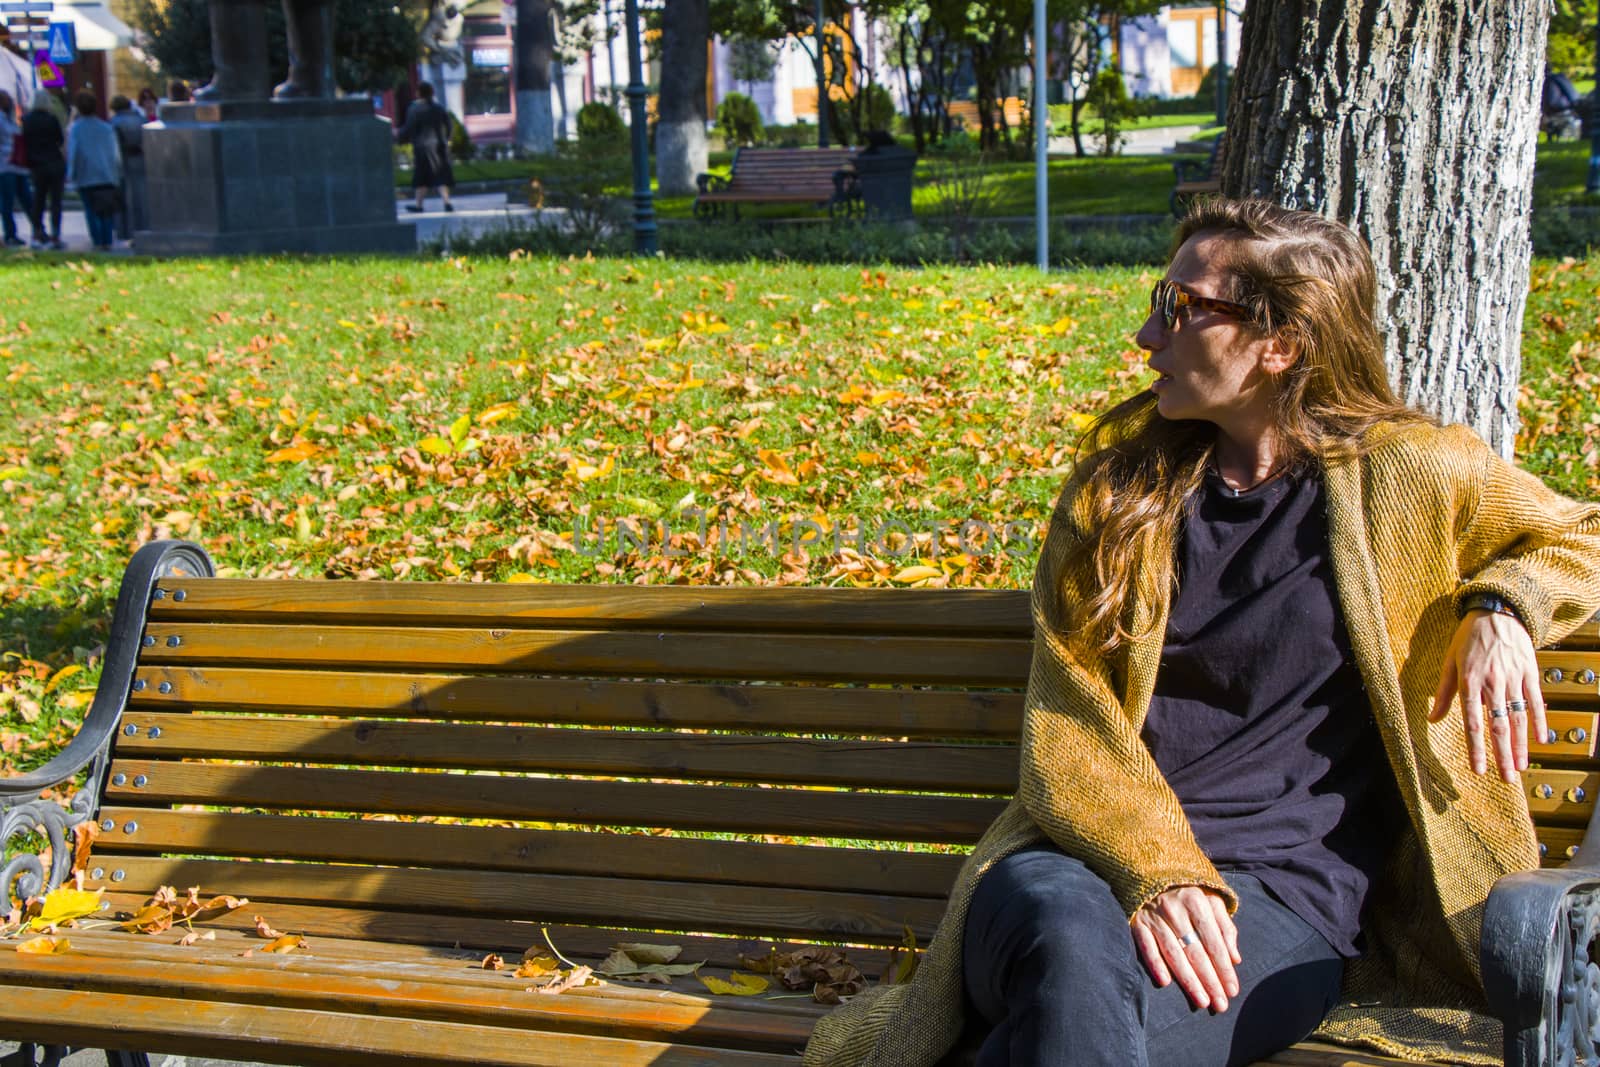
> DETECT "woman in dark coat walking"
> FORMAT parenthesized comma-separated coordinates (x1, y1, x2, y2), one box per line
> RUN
(396, 82, 455, 213)
(21, 91, 66, 250)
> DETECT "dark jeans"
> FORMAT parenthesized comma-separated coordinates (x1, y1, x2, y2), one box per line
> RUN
(29, 163, 64, 242)
(0, 171, 32, 241)
(81, 186, 117, 248)
(963, 849, 1344, 1067)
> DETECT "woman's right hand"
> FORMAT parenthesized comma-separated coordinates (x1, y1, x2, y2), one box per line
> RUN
(1130, 884, 1241, 1012)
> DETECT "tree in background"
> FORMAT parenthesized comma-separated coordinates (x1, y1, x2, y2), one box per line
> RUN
(127, 0, 420, 90)
(728, 36, 777, 96)
(1226, 0, 1549, 456)
(657, 0, 710, 195)
(514, 0, 556, 153)
(1548, 0, 1596, 76)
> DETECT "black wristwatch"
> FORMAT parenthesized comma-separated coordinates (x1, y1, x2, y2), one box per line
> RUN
(1458, 591, 1523, 624)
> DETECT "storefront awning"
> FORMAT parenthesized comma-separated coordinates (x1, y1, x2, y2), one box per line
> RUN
(51, 1, 133, 50)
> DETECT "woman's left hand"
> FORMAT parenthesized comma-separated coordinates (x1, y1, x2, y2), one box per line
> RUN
(1429, 610, 1546, 782)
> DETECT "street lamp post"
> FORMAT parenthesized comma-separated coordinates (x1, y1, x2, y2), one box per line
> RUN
(623, 0, 657, 254)
(1214, 0, 1228, 127)
(1588, 5, 1600, 194)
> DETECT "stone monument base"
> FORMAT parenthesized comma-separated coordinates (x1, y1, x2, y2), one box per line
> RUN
(134, 99, 415, 256)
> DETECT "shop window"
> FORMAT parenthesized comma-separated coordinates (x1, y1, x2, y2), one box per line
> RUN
(466, 41, 511, 115)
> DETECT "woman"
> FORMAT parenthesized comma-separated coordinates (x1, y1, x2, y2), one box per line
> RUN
(137, 87, 160, 122)
(802, 199, 1600, 1067)
(396, 82, 455, 214)
(21, 90, 65, 250)
(65, 90, 121, 251)
(0, 90, 36, 248)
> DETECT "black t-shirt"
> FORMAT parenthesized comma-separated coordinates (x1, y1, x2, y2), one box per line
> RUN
(1140, 466, 1402, 957)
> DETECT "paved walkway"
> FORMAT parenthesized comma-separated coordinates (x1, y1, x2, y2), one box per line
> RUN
(0, 1046, 257, 1066)
(0, 192, 537, 258)
(1048, 122, 1208, 156)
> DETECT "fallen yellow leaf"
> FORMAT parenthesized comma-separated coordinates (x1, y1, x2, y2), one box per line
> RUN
(43, 665, 82, 694)
(15, 937, 70, 955)
(29, 886, 104, 931)
(891, 565, 943, 584)
(699, 972, 769, 996)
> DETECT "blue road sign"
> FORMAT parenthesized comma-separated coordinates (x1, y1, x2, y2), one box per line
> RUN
(46, 21, 74, 64)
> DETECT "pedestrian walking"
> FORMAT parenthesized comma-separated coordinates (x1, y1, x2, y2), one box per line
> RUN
(0, 90, 37, 248)
(66, 90, 122, 251)
(109, 95, 147, 239)
(21, 90, 65, 250)
(396, 82, 455, 214)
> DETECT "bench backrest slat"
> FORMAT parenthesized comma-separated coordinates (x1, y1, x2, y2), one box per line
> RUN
(139, 621, 1032, 685)
(130, 666, 1024, 737)
(95, 808, 966, 897)
(114, 714, 1019, 792)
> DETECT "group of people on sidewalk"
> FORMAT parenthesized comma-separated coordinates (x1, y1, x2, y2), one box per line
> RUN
(0, 87, 156, 252)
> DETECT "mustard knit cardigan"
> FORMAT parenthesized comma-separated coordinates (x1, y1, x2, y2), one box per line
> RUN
(802, 422, 1600, 1066)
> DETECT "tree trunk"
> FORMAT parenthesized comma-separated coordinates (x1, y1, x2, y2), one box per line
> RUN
(513, 0, 554, 154)
(1223, 0, 1549, 458)
(656, 0, 708, 196)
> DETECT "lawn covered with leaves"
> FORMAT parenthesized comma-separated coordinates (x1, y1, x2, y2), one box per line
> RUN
(1, 251, 1598, 776)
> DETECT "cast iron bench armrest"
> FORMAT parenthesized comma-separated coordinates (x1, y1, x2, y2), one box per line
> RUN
(0, 541, 212, 903)
(1483, 815, 1600, 1065)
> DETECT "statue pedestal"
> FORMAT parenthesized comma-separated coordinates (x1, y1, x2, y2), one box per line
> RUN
(134, 99, 415, 256)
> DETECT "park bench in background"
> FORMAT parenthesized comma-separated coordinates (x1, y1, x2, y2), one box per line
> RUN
(1171, 132, 1228, 217)
(694, 148, 861, 221)
(1, 539, 1598, 1066)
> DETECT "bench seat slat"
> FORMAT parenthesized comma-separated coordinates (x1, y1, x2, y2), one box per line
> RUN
(128, 667, 1024, 738)
(149, 579, 1032, 637)
(86, 857, 949, 943)
(0, 939, 819, 1051)
(103, 761, 1005, 841)
(114, 714, 1020, 793)
(0, 983, 797, 1067)
(92, 891, 910, 973)
(96, 808, 967, 897)
(138, 622, 1033, 685)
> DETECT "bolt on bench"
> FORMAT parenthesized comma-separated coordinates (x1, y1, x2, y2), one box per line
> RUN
(1, 540, 1598, 1067)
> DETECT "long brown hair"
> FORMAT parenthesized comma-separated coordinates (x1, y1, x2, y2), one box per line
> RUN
(1064, 197, 1429, 654)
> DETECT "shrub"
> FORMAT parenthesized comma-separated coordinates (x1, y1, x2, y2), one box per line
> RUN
(716, 92, 764, 148)
(1083, 68, 1148, 155)
(448, 111, 474, 161)
(577, 102, 627, 146)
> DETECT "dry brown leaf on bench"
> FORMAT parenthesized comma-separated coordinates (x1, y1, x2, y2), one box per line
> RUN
(531, 965, 595, 995)
(699, 972, 769, 996)
(117, 904, 174, 935)
(613, 942, 682, 965)
(596, 944, 704, 984)
(481, 953, 505, 971)
(262, 934, 306, 954)
(16, 936, 70, 954)
(736, 944, 867, 1004)
(514, 954, 560, 979)
(69, 821, 99, 877)
(191, 895, 249, 921)
(150, 886, 179, 909)
(253, 916, 284, 939)
(175, 930, 216, 947)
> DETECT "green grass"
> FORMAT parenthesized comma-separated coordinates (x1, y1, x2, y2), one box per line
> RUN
(1, 252, 1597, 771)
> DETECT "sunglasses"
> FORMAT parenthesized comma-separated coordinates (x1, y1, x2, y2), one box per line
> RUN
(1149, 279, 1252, 330)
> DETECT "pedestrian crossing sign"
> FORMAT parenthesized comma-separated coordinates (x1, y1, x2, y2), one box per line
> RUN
(46, 20, 74, 64)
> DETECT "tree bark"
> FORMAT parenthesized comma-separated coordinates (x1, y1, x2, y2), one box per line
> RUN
(1223, 0, 1549, 458)
(657, 0, 709, 197)
(514, 0, 555, 154)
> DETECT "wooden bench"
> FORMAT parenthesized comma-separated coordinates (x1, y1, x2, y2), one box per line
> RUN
(1171, 132, 1228, 217)
(1, 539, 1597, 1067)
(694, 148, 860, 222)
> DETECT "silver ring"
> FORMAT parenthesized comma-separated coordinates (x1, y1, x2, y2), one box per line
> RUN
(1509, 700, 1528, 714)
(1178, 932, 1200, 948)
(1489, 706, 1510, 719)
